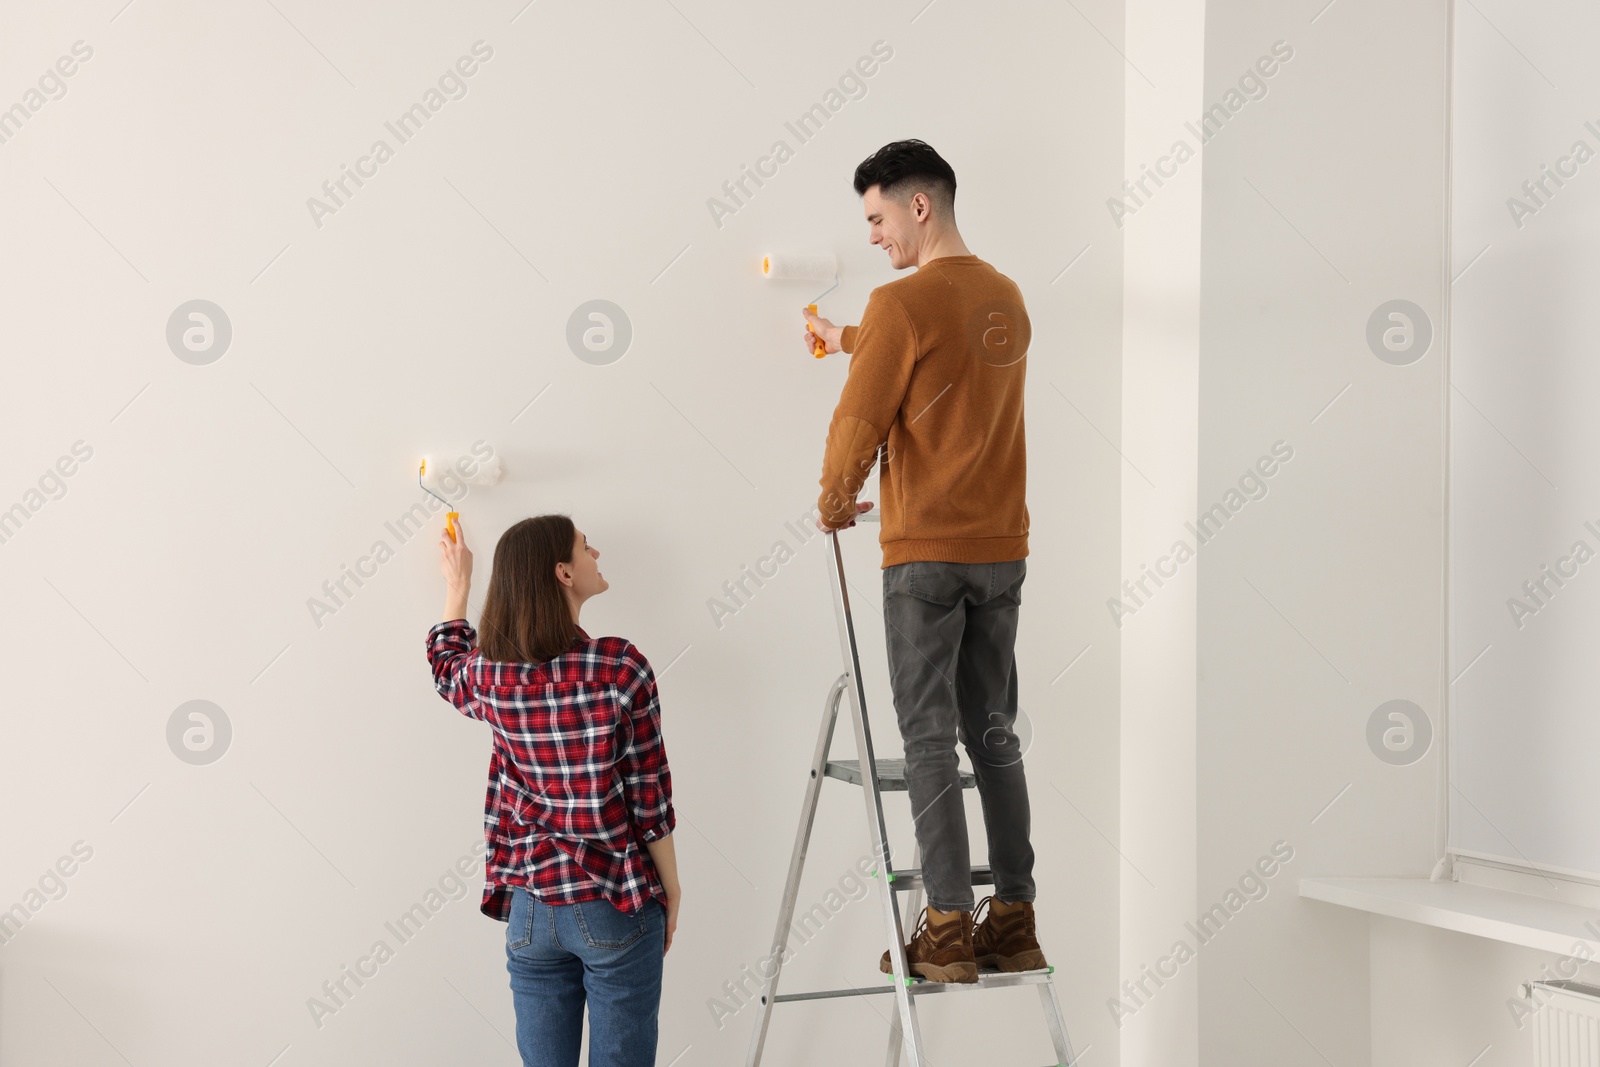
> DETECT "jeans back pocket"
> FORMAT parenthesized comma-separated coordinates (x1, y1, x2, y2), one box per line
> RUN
(905, 560, 967, 606)
(573, 899, 647, 949)
(507, 887, 536, 951)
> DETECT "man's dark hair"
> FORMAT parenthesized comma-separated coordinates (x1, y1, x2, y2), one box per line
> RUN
(852, 139, 956, 216)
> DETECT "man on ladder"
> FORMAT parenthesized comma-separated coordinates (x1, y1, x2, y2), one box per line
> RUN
(804, 138, 1043, 986)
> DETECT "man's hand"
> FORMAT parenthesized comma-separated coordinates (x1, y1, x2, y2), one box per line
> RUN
(816, 500, 874, 532)
(802, 307, 844, 356)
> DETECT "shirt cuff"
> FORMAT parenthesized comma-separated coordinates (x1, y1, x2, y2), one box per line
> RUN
(840, 324, 858, 353)
(637, 808, 676, 843)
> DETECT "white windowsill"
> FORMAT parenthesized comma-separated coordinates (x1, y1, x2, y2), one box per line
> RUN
(1299, 877, 1600, 956)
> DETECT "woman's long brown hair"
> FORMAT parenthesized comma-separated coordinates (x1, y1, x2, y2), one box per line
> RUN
(478, 515, 580, 663)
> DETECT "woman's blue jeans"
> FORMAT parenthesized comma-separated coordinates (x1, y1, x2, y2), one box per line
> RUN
(505, 888, 666, 1067)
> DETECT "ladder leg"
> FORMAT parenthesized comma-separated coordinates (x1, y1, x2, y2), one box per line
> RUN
(861, 713, 925, 1067)
(900, 841, 926, 932)
(1036, 979, 1079, 1066)
(885, 842, 925, 1067)
(826, 532, 926, 1067)
(744, 674, 849, 1067)
(891, 966, 926, 1067)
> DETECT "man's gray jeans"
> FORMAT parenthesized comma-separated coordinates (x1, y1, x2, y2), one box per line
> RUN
(881, 558, 1035, 913)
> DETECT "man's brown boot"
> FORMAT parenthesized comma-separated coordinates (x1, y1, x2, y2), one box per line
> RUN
(878, 906, 978, 983)
(972, 895, 1047, 972)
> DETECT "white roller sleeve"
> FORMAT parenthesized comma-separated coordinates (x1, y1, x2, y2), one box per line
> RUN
(761, 253, 838, 282)
(421, 454, 504, 488)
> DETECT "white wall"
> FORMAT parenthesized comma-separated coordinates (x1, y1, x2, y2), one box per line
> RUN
(1197, 0, 1451, 1063)
(1369, 917, 1587, 1067)
(1117, 0, 1203, 1064)
(0, 2, 1124, 1065)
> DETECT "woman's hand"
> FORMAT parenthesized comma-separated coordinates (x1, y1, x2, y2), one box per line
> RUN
(440, 520, 472, 622)
(663, 891, 680, 955)
(645, 834, 681, 956)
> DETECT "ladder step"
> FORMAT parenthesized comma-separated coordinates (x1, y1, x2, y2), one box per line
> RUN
(906, 968, 1055, 995)
(824, 758, 976, 791)
(886, 865, 995, 892)
(772, 985, 895, 1004)
(771, 967, 1055, 1004)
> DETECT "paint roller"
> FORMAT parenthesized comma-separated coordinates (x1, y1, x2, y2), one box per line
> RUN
(418, 452, 504, 542)
(762, 253, 839, 358)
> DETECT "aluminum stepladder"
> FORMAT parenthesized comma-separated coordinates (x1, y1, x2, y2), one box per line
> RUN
(745, 518, 1078, 1067)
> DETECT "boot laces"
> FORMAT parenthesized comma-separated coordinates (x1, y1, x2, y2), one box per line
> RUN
(975, 895, 1033, 938)
(909, 907, 968, 949)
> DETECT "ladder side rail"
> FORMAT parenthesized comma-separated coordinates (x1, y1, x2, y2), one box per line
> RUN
(744, 674, 850, 1067)
(827, 531, 927, 1065)
(1036, 981, 1078, 1066)
(885, 841, 927, 1067)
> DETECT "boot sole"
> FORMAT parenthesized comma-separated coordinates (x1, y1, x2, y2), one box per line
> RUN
(879, 956, 979, 984)
(977, 949, 1048, 972)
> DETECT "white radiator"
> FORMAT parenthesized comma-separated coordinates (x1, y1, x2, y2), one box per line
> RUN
(1532, 981, 1600, 1067)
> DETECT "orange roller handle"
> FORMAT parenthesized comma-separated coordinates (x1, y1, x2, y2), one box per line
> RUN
(445, 512, 460, 543)
(806, 304, 826, 358)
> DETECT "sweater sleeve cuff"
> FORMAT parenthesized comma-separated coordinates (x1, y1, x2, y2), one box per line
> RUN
(840, 324, 858, 354)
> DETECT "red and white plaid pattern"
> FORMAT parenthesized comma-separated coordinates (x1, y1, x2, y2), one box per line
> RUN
(427, 618, 675, 920)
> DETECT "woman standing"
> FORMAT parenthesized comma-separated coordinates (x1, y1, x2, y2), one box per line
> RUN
(427, 514, 680, 1067)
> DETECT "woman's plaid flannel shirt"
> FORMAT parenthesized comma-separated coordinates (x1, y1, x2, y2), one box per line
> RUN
(426, 618, 675, 920)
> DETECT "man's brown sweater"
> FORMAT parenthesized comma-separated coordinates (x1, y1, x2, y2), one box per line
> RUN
(816, 253, 1030, 568)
